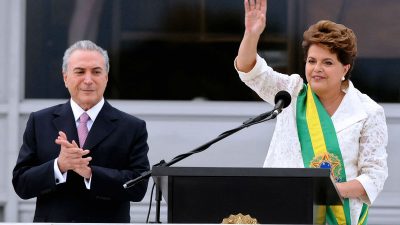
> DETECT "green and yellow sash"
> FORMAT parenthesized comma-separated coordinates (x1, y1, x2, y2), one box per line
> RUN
(296, 84, 368, 225)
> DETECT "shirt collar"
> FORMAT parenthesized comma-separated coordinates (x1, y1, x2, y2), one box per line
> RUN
(332, 81, 368, 132)
(70, 98, 105, 122)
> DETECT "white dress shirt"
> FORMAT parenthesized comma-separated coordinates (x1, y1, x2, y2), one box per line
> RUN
(54, 98, 105, 189)
(235, 55, 388, 225)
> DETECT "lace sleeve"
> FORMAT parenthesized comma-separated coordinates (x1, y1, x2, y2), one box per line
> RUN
(235, 54, 304, 105)
(356, 106, 388, 205)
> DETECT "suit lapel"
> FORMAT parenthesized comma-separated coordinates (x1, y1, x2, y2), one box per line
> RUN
(84, 101, 118, 150)
(52, 101, 79, 143)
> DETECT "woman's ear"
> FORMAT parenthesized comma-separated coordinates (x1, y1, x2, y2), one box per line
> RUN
(344, 64, 351, 74)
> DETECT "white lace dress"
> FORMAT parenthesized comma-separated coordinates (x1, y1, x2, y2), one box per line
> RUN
(235, 55, 388, 224)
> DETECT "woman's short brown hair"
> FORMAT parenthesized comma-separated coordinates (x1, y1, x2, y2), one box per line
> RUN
(302, 20, 357, 80)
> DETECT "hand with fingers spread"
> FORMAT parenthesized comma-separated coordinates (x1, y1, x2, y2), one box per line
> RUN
(55, 131, 92, 178)
(244, 0, 267, 36)
(237, 0, 268, 72)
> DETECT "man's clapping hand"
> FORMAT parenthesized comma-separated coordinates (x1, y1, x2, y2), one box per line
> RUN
(55, 131, 92, 179)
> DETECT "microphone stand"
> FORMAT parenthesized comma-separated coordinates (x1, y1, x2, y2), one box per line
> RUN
(123, 108, 281, 223)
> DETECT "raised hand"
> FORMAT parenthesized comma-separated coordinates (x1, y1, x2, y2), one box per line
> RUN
(236, 0, 267, 72)
(55, 131, 92, 178)
(244, 0, 267, 36)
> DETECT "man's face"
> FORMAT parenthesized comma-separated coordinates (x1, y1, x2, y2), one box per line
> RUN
(63, 50, 108, 110)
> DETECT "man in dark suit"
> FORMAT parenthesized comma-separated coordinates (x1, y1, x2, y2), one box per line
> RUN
(12, 40, 150, 223)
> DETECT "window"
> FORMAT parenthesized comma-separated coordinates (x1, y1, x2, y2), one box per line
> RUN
(25, 0, 400, 102)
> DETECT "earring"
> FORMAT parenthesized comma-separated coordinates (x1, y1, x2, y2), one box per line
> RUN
(341, 76, 345, 81)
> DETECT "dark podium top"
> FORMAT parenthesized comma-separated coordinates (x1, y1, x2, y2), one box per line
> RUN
(152, 167, 342, 224)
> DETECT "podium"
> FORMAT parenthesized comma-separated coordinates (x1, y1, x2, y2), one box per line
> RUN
(152, 167, 342, 224)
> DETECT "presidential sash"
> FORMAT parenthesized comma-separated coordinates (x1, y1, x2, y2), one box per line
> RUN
(296, 84, 368, 225)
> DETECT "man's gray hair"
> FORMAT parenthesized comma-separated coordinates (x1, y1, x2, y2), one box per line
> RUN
(62, 40, 110, 73)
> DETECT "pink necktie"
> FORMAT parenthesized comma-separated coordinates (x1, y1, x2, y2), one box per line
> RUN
(78, 112, 90, 147)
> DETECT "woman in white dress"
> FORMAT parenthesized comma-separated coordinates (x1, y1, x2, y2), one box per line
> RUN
(235, 1, 388, 224)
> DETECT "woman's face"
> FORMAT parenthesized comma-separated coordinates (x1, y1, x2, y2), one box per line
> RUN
(305, 44, 350, 97)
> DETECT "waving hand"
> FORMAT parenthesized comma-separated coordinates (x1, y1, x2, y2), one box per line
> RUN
(244, 0, 267, 36)
(236, 0, 267, 72)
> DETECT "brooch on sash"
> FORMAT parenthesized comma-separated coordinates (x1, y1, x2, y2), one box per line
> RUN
(310, 152, 342, 182)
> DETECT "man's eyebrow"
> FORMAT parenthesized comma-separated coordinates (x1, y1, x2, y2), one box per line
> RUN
(72, 67, 104, 71)
(73, 67, 85, 71)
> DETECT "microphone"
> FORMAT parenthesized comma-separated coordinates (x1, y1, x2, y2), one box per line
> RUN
(123, 170, 152, 189)
(123, 160, 166, 189)
(243, 90, 291, 125)
(270, 90, 291, 118)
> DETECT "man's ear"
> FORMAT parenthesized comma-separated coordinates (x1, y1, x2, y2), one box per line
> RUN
(63, 73, 68, 88)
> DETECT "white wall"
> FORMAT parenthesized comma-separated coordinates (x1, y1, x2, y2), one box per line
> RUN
(0, 0, 24, 222)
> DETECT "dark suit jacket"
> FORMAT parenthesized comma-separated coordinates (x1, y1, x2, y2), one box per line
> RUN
(12, 100, 150, 223)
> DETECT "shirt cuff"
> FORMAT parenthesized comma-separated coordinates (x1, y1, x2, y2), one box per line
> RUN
(355, 174, 376, 205)
(54, 158, 67, 185)
(84, 176, 92, 189)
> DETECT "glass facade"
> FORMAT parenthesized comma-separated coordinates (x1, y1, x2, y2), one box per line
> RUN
(25, 0, 400, 102)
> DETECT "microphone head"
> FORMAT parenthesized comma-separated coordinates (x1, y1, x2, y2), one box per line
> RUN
(274, 90, 291, 109)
